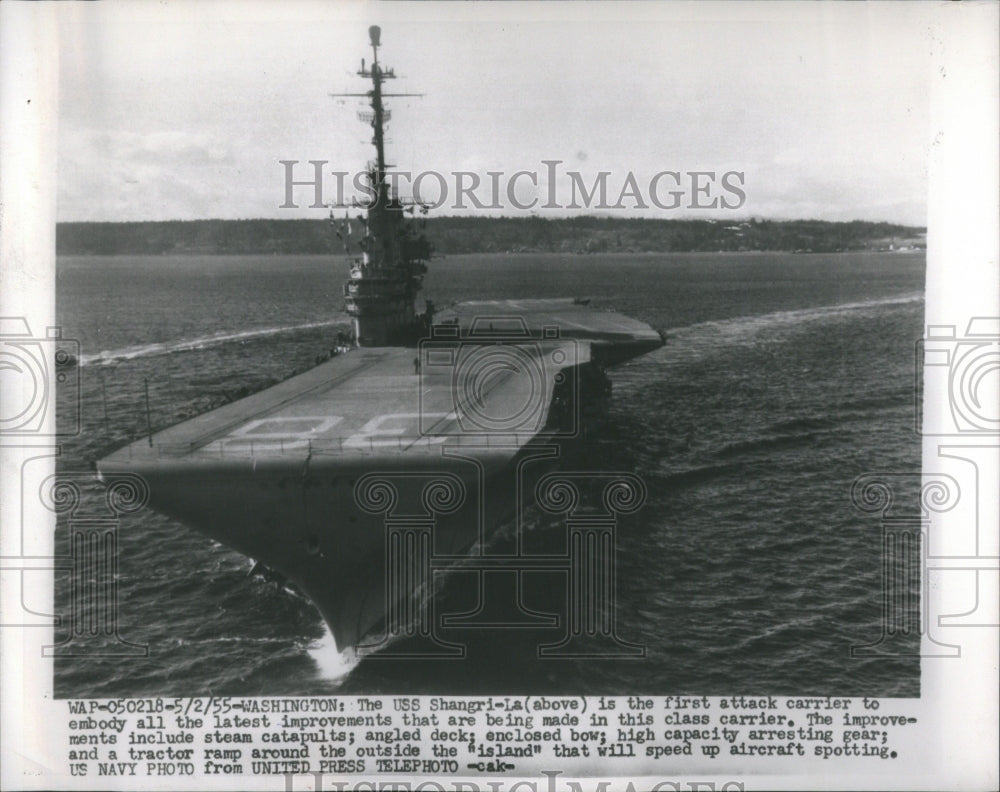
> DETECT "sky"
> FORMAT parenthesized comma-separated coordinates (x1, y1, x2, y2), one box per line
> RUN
(56, 1, 940, 225)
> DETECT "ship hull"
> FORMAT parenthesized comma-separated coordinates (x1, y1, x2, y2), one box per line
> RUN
(116, 444, 561, 654)
(97, 300, 663, 656)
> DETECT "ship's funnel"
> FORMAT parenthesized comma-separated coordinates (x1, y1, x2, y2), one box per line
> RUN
(369, 26, 381, 48)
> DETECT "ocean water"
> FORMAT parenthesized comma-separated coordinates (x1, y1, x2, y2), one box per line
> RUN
(53, 251, 925, 697)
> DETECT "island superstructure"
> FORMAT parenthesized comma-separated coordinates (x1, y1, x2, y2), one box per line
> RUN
(336, 25, 431, 346)
(98, 27, 664, 656)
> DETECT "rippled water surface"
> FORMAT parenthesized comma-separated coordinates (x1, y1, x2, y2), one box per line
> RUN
(54, 251, 924, 697)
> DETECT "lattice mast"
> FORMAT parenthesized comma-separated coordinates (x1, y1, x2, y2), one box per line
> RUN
(333, 25, 431, 347)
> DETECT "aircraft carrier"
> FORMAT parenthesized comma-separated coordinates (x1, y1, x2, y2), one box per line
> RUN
(98, 27, 663, 657)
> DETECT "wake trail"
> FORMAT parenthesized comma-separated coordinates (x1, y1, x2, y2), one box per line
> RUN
(79, 318, 348, 366)
(657, 291, 924, 358)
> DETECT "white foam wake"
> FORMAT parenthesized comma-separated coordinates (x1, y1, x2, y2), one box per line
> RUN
(307, 624, 360, 682)
(629, 291, 925, 369)
(79, 318, 348, 366)
(668, 291, 924, 342)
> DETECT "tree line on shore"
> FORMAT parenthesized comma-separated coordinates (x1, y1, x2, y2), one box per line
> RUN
(56, 216, 925, 256)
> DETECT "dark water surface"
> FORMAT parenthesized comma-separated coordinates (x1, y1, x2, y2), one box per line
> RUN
(54, 251, 924, 697)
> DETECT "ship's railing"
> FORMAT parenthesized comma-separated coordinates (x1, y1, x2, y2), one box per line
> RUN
(122, 432, 549, 460)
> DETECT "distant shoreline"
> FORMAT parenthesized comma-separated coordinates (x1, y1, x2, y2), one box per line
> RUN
(56, 217, 926, 257)
(56, 250, 928, 261)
